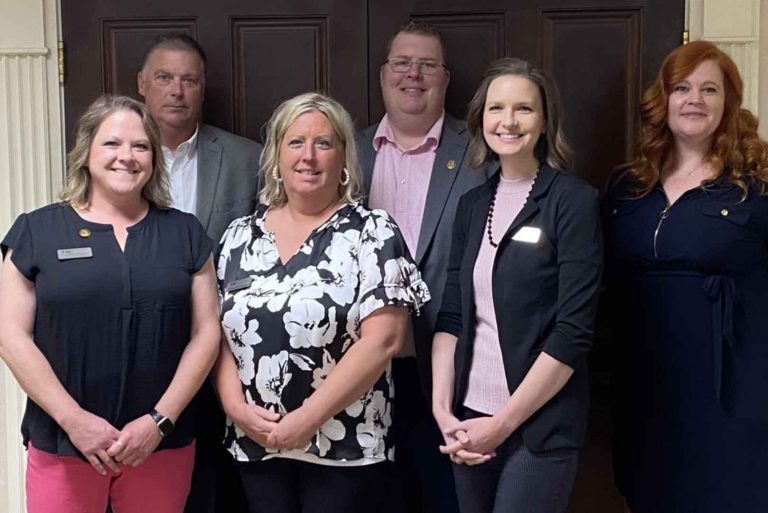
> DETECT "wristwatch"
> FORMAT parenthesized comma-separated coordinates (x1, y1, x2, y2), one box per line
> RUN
(149, 409, 174, 437)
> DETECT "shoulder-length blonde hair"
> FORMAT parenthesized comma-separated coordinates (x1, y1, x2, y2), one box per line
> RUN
(60, 94, 171, 208)
(624, 40, 768, 199)
(466, 58, 573, 170)
(259, 92, 362, 207)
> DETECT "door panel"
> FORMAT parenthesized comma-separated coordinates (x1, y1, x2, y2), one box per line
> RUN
(61, 0, 367, 145)
(542, 8, 642, 185)
(232, 17, 329, 142)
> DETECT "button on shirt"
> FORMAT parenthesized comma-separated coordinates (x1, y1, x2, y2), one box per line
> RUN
(163, 127, 199, 215)
(368, 114, 444, 255)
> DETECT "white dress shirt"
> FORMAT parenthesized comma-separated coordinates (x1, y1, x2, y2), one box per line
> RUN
(163, 126, 199, 215)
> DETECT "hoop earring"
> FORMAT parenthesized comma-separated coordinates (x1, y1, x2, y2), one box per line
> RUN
(340, 167, 350, 186)
(272, 166, 283, 183)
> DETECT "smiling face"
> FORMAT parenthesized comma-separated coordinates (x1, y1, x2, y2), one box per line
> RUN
(137, 49, 204, 140)
(278, 110, 344, 205)
(87, 109, 153, 204)
(380, 32, 449, 124)
(482, 74, 545, 168)
(667, 59, 725, 146)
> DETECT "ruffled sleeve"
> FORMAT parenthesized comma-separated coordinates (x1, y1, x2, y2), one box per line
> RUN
(357, 209, 430, 321)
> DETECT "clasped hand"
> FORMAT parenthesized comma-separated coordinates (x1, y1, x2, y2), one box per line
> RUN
(232, 403, 318, 451)
(63, 409, 163, 476)
(435, 410, 510, 466)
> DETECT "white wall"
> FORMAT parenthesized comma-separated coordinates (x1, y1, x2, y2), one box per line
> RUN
(689, 0, 765, 134)
(0, 1, 63, 512)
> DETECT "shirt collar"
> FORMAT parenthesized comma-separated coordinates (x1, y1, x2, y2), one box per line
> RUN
(162, 125, 199, 160)
(372, 113, 444, 153)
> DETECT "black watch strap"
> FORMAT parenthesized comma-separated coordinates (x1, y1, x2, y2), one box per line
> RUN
(149, 409, 174, 437)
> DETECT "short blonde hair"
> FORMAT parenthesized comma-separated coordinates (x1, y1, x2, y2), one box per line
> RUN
(60, 94, 171, 208)
(259, 92, 362, 207)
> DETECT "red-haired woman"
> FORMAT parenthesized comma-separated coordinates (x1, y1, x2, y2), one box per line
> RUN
(604, 41, 768, 512)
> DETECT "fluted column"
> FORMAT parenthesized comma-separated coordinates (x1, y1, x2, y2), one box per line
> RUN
(0, 1, 64, 512)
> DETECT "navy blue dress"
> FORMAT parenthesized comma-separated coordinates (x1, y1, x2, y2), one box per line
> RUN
(604, 175, 768, 513)
(1, 203, 213, 457)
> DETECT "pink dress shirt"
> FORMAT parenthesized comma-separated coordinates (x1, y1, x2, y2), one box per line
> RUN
(367, 114, 444, 356)
(367, 114, 444, 255)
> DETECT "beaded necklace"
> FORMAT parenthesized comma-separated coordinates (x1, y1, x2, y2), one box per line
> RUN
(485, 169, 538, 248)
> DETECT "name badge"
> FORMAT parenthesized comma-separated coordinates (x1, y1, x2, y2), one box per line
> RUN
(225, 277, 253, 293)
(511, 226, 541, 244)
(57, 247, 93, 260)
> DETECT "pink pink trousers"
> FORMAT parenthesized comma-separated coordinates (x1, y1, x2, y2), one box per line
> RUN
(26, 442, 195, 513)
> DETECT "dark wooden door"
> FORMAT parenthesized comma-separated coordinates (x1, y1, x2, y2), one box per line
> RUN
(61, 0, 367, 146)
(62, 0, 683, 190)
(62, 2, 684, 512)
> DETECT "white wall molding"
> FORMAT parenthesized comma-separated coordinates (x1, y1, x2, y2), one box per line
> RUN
(0, 48, 49, 56)
(0, 1, 64, 512)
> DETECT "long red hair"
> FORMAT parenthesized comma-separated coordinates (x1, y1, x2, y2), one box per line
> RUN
(624, 40, 768, 198)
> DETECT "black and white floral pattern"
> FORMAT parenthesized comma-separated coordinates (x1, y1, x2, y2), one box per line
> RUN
(217, 202, 429, 464)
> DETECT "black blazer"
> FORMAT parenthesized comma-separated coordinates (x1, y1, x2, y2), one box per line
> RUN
(435, 164, 603, 452)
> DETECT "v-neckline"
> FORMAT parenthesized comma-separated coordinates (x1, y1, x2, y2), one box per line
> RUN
(260, 202, 350, 268)
(67, 203, 152, 255)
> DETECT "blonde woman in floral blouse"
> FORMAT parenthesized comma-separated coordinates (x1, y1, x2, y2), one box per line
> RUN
(213, 92, 430, 513)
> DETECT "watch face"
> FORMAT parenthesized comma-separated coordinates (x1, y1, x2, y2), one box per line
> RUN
(157, 417, 174, 437)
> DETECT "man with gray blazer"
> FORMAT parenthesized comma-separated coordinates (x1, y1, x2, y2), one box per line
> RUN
(138, 33, 261, 244)
(356, 22, 489, 513)
(138, 33, 261, 513)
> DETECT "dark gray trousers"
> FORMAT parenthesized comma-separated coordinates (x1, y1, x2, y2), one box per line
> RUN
(452, 408, 578, 513)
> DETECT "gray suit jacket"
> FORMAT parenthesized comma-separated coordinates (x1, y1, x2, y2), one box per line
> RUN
(195, 123, 262, 245)
(356, 114, 490, 387)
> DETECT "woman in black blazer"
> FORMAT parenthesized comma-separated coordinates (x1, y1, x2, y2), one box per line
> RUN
(431, 58, 603, 513)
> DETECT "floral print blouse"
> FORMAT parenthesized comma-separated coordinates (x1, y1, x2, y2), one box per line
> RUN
(217, 202, 430, 465)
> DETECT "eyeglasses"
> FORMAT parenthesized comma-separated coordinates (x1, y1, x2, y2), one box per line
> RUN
(385, 57, 446, 75)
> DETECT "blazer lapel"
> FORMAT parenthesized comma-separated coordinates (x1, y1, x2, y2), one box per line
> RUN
(414, 115, 468, 264)
(500, 165, 556, 242)
(195, 124, 223, 232)
(357, 125, 378, 198)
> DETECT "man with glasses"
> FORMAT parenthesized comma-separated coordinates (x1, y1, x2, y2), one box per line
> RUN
(357, 22, 489, 513)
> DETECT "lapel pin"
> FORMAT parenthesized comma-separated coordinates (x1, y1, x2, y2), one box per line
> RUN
(78, 228, 91, 238)
(447, 160, 457, 170)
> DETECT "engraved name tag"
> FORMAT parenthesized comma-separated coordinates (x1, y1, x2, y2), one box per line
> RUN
(57, 247, 93, 260)
(511, 226, 541, 244)
(225, 277, 253, 293)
